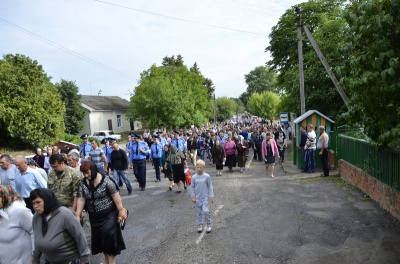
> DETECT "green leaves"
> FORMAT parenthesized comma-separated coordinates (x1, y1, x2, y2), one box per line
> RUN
(216, 97, 237, 122)
(128, 58, 212, 129)
(247, 92, 280, 119)
(340, 0, 400, 147)
(55, 79, 85, 135)
(0, 54, 65, 149)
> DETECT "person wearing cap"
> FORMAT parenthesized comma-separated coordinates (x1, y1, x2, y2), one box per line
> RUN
(28, 159, 48, 182)
(130, 133, 150, 191)
(171, 130, 186, 153)
(79, 134, 93, 159)
(102, 139, 113, 175)
(156, 131, 167, 147)
(150, 136, 163, 182)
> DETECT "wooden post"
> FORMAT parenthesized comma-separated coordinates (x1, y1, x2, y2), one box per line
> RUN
(296, 7, 306, 115)
(302, 24, 350, 107)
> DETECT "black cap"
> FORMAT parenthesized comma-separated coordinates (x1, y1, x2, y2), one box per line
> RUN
(80, 133, 89, 139)
(153, 135, 159, 139)
(132, 133, 141, 139)
(101, 138, 109, 144)
(156, 131, 163, 135)
(173, 130, 180, 134)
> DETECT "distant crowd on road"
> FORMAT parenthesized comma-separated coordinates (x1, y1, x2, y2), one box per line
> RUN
(0, 113, 299, 263)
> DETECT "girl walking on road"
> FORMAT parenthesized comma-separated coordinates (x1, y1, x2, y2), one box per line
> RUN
(212, 140, 226, 176)
(262, 133, 280, 178)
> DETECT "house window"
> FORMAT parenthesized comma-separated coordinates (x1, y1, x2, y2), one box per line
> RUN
(117, 115, 122, 128)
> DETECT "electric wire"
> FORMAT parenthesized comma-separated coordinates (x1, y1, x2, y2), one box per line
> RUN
(93, 0, 268, 36)
(0, 17, 136, 81)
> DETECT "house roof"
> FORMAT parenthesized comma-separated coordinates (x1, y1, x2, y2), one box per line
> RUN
(81, 95, 130, 111)
(293, 110, 335, 124)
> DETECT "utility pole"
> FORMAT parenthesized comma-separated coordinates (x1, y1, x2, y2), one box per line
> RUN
(213, 93, 216, 125)
(296, 6, 306, 115)
(302, 25, 350, 107)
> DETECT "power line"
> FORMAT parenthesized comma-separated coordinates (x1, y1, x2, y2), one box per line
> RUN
(93, 0, 268, 37)
(0, 17, 136, 81)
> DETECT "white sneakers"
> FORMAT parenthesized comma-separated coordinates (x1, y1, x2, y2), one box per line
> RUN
(197, 224, 212, 233)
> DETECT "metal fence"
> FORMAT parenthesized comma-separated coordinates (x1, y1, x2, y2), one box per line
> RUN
(337, 134, 400, 192)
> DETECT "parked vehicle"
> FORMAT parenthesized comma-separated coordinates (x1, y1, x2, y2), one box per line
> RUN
(92, 130, 121, 141)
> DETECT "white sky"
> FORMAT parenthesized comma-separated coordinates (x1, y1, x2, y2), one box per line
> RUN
(1, 0, 301, 100)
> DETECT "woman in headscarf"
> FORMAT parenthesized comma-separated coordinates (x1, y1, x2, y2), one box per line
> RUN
(160, 144, 174, 191)
(30, 188, 89, 264)
(168, 144, 189, 193)
(0, 185, 33, 264)
(236, 135, 248, 173)
(76, 161, 127, 264)
(223, 133, 237, 172)
(212, 140, 226, 176)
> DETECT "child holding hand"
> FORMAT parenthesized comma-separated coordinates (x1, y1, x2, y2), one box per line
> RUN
(190, 160, 214, 233)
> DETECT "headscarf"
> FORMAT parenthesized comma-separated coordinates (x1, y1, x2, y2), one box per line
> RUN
(168, 144, 185, 165)
(0, 185, 23, 220)
(33, 188, 62, 236)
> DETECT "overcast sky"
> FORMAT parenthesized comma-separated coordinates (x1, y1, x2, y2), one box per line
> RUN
(1, 0, 301, 100)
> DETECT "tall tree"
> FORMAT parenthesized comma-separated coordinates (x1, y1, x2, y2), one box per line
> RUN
(339, 0, 400, 147)
(247, 92, 280, 119)
(240, 65, 277, 107)
(55, 79, 85, 135)
(216, 97, 237, 122)
(128, 59, 212, 128)
(266, 0, 348, 117)
(0, 54, 65, 148)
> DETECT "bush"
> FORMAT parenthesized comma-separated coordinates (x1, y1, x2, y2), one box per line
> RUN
(60, 133, 82, 145)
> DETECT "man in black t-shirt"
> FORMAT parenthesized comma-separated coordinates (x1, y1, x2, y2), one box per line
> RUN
(110, 142, 133, 195)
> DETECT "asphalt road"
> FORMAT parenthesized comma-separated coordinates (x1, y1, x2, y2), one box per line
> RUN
(86, 150, 400, 264)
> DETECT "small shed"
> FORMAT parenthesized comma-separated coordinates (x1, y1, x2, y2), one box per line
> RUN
(292, 110, 335, 169)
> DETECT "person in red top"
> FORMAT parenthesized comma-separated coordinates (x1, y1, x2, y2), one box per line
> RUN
(261, 132, 280, 178)
(223, 133, 237, 172)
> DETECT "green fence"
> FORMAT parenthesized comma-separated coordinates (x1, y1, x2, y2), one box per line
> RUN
(337, 134, 400, 192)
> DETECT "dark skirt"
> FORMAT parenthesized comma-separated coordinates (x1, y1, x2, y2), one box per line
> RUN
(225, 154, 236, 168)
(172, 163, 185, 183)
(215, 159, 224, 170)
(237, 154, 247, 167)
(90, 209, 126, 256)
(265, 156, 275, 165)
(162, 167, 173, 181)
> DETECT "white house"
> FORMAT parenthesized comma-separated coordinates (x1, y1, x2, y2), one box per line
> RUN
(78, 95, 142, 136)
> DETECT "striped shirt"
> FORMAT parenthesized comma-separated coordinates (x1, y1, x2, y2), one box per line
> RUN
(89, 148, 105, 164)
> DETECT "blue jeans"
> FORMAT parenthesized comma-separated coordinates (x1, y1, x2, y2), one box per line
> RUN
(304, 149, 315, 172)
(195, 202, 211, 226)
(113, 169, 133, 192)
(199, 149, 205, 161)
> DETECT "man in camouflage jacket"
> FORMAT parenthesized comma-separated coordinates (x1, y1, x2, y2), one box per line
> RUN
(47, 153, 81, 211)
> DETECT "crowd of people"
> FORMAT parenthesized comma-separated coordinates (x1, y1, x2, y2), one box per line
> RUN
(0, 113, 334, 263)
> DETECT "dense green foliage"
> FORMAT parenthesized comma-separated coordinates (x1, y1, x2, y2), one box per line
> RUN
(339, 0, 400, 147)
(266, 0, 348, 118)
(55, 79, 85, 135)
(128, 56, 213, 128)
(216, 97, 238, 122)
(239, 66, 277, 107)
(246, 92, 280, 119)
(0, 54, 65, 148)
